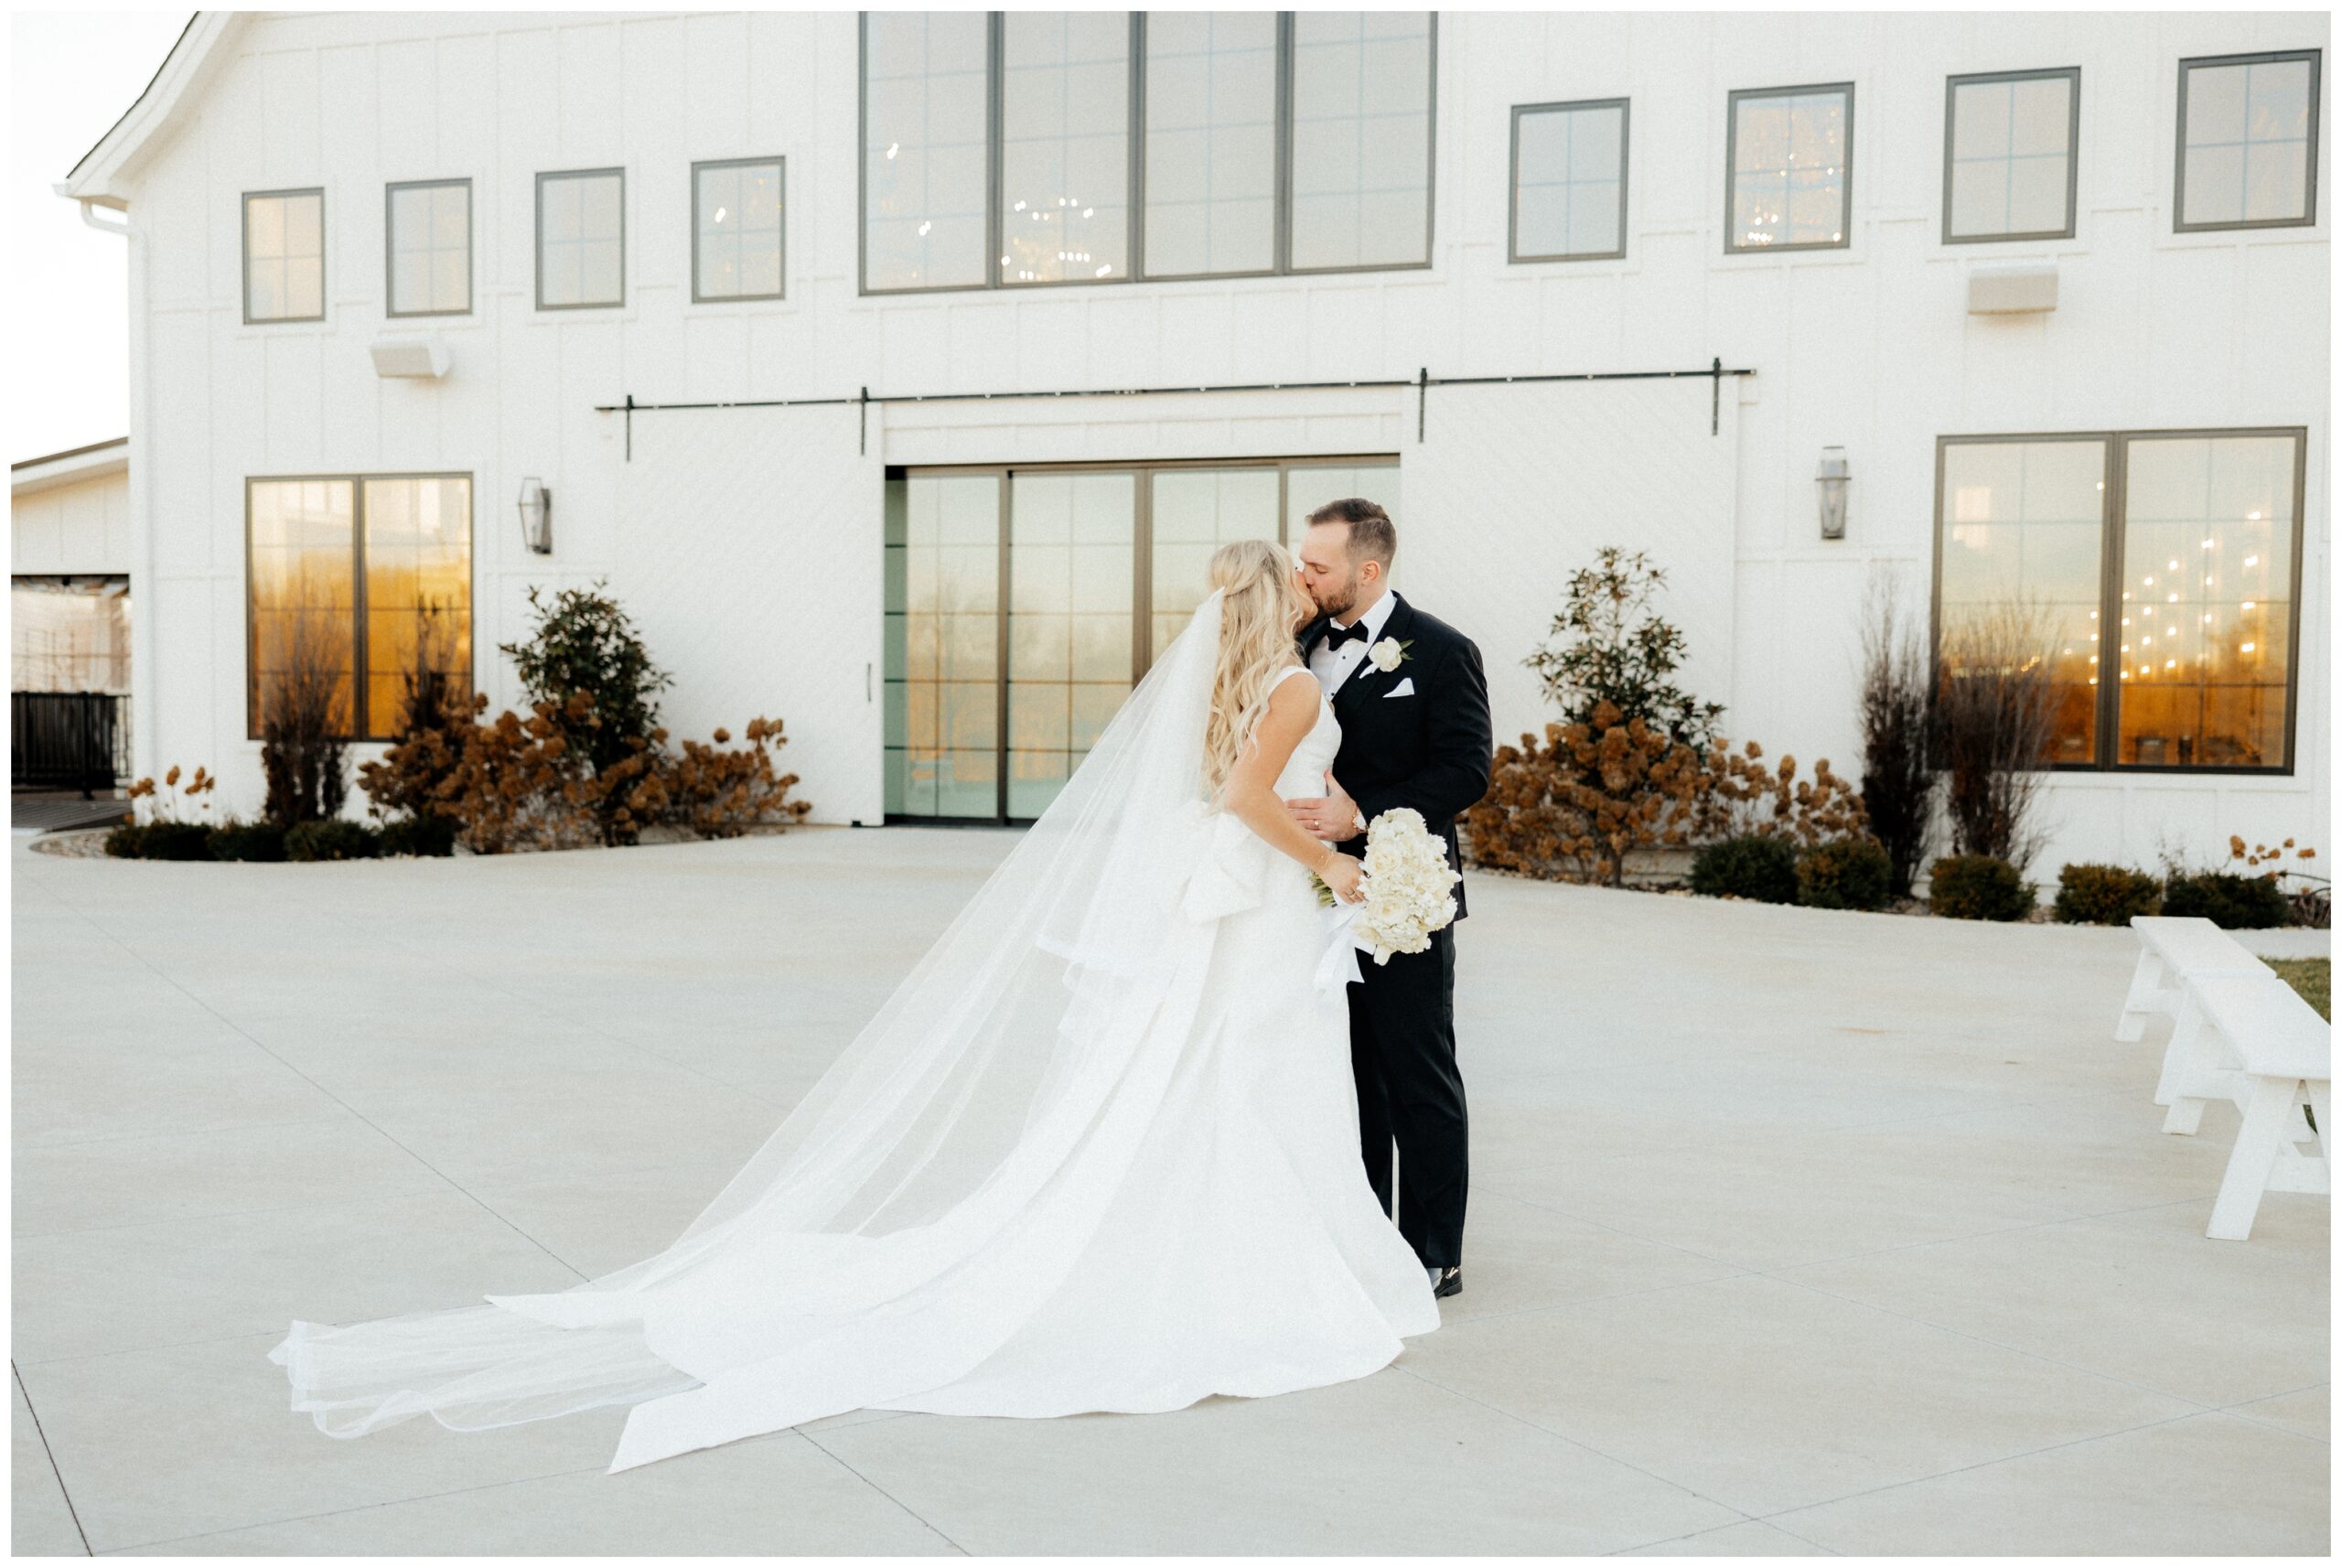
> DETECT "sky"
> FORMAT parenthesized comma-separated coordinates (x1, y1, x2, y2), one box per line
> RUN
(9, 10, 191, 465)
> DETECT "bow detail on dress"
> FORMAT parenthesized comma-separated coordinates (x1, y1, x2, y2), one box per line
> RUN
(1176, 801, 1275, 924)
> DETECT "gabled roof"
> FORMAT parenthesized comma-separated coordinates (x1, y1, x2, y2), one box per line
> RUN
(59, 13, 243, 208)
(12, 437, 130, 498)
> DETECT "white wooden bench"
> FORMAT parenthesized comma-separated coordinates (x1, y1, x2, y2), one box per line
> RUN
(2120, 916, 2271, 1105)
(2158, 972, 2330, 1241)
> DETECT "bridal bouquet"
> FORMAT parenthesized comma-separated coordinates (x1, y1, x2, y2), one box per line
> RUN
(1315, 807, 1462, 965)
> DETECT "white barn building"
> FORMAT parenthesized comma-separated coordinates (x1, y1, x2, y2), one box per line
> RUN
(57, 10, 2329, 871)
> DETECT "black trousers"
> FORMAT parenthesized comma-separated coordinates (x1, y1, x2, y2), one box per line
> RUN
(1348, 923, 1467, 1269)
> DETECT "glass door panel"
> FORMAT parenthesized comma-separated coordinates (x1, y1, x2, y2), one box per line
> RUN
(1008, 471, 1135, 819)
(885, 473, 1002, 819)
(1147, 467, 1283, 660)
(1284, 461, 1402, 541)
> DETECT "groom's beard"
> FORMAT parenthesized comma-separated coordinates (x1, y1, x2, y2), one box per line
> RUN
(1310, 582, 1359, 622)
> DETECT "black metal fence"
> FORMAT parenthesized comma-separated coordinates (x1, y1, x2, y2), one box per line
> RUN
(12, 692, 131, 795)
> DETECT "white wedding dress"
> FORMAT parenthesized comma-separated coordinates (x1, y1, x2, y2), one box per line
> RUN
(269, 591, 1439, 1473)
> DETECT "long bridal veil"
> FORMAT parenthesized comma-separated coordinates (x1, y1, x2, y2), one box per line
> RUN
(272, 589, 1287, 1472)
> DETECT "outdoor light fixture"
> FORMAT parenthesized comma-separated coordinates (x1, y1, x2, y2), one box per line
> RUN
(1816, 446, 1850, 540)
(518, 477, 553, 554)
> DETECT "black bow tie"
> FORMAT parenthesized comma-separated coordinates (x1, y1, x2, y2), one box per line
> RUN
(1322, 620, 1370, 650)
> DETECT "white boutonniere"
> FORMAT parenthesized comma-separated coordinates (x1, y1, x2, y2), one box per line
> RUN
(1367, 637, 1413, 673)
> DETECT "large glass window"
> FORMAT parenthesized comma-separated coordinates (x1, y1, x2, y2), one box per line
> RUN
(1141, 11, 1278, 278)
(1002, 13, 1132, 285)
(1935, 431, 2304, 771)
(886, 456, 1399, 820)
(1511, 99, 1628, 263)
(536, 169, 625, 309)
(243, 189, 325, 323)
(1943, 69, 2079, 243)
(11, 577, 130, 695)
(2175, 50, 2320, 231)
(863, 11, 992, 292)
(1725, 83, 1853, 252)
(386, 179, 472, 317)
(863, 12, 1435, 292)
(246, 476, 472, 741)
(1288, 11, 1435, 271)
(693, 158, 785, 302)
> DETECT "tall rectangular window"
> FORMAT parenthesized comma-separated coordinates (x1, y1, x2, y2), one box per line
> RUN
(243, 189, 325, 323)
(1934, 431, 2304, 772)
(1141, 11, 1278, 278)
(862, 12, 1437, 292)
(1943, 69, 2079, 243)
(246, 475, 473, 741)
(1725, 82, 1853, 252)
(884, 473, 1003, 819)
(2176, 50, 2320, 231)
(386, 179, 472, 317)
(693, 157, 785, 302)
(536, 168, 625, 309)
(1288, 11, 1435, 271)
(863, 11, 992, 291)
(1511, 98, 1628, 263)
(1001, 13, 1132, 285)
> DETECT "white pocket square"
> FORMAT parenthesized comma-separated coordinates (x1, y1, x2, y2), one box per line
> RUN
(1383, 678, 1416, 698)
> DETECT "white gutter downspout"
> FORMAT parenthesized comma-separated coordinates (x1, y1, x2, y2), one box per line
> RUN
(55, 186, 130, 237)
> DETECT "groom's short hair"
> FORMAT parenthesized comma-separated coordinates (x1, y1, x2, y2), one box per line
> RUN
(1305, 498, 1398, 568)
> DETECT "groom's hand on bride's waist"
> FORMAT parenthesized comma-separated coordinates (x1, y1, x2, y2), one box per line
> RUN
(1284, 770, 1366, 843)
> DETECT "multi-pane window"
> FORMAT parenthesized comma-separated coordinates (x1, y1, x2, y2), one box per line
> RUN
(2175, 50, 2321, 231)
(1142, 12, 1278, 277)
(1725, 83, 1853, 252)
(861, 11, 1436, 293)
(885, 457, 1399, 821)
(1287, 11, 1435, 271)
(243, 190, 325, 323)
(1511, 99, 1629, 263)
(386, 180, 471, 317)
(246, 476, 472, 741)
(1943, 69, 2079, 243)
(693, 158, 786, 301)
(536, 169, 625, 309)
(1935, 431, 2304, 772)
(1001, 13, 1132, 285)
(863, 11, 991, 291)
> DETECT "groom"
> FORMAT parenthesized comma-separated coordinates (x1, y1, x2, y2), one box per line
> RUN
(1287, 498, 1491, 1300)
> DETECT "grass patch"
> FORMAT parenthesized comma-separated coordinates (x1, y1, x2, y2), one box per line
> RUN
(2269, 958, 2329, 1021)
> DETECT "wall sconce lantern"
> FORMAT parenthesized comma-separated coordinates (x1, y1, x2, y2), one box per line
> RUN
(1816, 446, 1850, 540)
(518, 478, 553, 554)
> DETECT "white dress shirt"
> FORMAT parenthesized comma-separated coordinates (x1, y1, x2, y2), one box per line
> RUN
(1307, 587, 1400, 701)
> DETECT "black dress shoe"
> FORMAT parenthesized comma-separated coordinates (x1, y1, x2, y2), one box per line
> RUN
(1432, 1266, 1462, 1299)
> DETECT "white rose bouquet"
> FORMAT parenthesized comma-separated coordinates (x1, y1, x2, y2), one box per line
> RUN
(1312, 807, 1461, 965)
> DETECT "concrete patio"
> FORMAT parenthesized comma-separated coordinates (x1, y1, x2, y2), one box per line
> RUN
(13, 827, 2328, 1555)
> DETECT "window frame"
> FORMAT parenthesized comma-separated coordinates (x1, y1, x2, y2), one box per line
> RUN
(241, 187, 327, 326)
(1929, 428, 2308, 776)
(2173, 48, 2323, 234)
(533, 166, 628, 312)
(242, 471, 477, 744)
(1508, 96, 1631, 264)
(857, 10, 1437, 295)
(1940, 66, 2081, 246)
(1723, 81, 1856, 256)
(383, 177, 474, 319)
(691, 156, 788, 305)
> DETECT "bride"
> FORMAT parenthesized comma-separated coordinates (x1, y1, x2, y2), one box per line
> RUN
(270, 540, 1441, 1473)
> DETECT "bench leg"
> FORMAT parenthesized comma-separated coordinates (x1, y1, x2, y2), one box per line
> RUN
(2154, 996, 2214, 1109)
(2115, 950, 2164, 1043)
(2207, 1076, 2302, 1241)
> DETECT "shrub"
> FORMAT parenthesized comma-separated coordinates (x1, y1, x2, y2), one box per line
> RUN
(1690, 834, 1800, 904)
(1856, 577, 1939, 900)
(501, 582, 671, 844)
(285, 819, 383, 863)
(104, 821, 213, 860)
(2052, 863, 2161, 925)
(126, 765, 218, 828)
(208, 821, 288, 863)
(1521, 547, 1724, 748)
(2162, 871, 2290, 929)
(1928, 854, 2035, 921)
(258, 606, 350, 828)
(657, 718, 814, 838)
(378, 813, 457, 857)
(1937, 601, 2057, 866)
(1798, 837, 1894, 911)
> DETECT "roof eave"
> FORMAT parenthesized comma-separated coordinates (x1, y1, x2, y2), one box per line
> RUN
(60, 13, 244, 207)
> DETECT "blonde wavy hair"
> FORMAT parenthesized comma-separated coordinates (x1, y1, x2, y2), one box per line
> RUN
(1202, 538, 1316, 798)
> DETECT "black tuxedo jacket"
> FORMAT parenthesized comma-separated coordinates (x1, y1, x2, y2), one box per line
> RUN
(1299, 593, 1494, 919)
